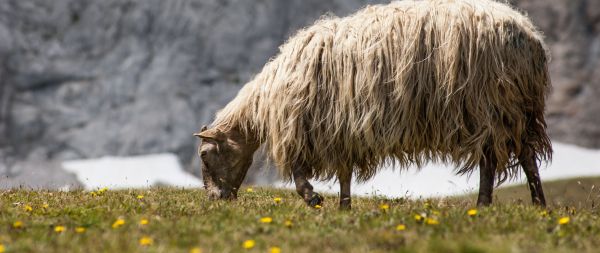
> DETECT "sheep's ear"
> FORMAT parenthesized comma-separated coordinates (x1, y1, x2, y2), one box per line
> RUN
(193, 125, 208, 138)
(194, 126, 223, 140)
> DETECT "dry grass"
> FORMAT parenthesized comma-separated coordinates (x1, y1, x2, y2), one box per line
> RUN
(491, 176, 600, 209)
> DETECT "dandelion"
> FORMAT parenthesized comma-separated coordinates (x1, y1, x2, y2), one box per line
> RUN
(139, 236, 153, 246)
(75, 227, 86, 233)
(189, 247, 203, 253)
(13, 221, 23, 229)
(467, 209, 478, 217)
(314, 205, 322, 209)
(246, 188, 254, 193)
(98, 187, 108, 193)
(42, 203, 49, 209)
(270, 246, 282, 253)
(90, 191, 98, 197)
(379, 204, 390, 211)
(395, 224, 406, 231)
(558, 217, 570, 225)
(414, 214, 423, 222)
(112, 218, 126, 229)
(259, 217, 273, 224)
(284, 220, 293, 228)
(24, 205, 33, 212)
(425, 218, 439, 225)
(137, 195, 144, 200)
(274, 197, 282, 204)
(424, 202, 432, 209)
(139, 219, 149, 225)
(0, 243, 5, 253)
(242, 240, 255, 249)
(539, 210, 548, 217)
(54, 226, 66, 233)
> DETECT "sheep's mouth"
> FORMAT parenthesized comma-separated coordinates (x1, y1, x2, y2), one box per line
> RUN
(205, 184, 238, 200)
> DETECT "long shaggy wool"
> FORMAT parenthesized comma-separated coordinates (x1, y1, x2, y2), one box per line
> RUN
(212, 0, 552, 183)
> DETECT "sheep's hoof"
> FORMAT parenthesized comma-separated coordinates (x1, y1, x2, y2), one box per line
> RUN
(307, 193, 324, 207)
(339, 200, 351, 210)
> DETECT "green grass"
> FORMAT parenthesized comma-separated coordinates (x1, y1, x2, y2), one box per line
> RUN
(1, 178, 600, 253)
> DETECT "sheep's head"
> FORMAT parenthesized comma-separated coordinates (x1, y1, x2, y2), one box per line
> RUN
(194, 126, 258, 200)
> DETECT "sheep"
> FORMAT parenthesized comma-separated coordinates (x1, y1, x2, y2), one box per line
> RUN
(195, 0, 552, 209)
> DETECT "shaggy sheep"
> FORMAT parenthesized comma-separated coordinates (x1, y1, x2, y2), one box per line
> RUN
(195, 0, 552, 209)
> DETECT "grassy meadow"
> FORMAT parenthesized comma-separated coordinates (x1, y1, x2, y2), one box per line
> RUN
(1, 178, 600, 253)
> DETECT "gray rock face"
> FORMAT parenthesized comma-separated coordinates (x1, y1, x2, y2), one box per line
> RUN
(0, 160, 82, 190)
(0, 0, 598, 185)
(0, 0, 387, 182)
(516, 0, 600, 147)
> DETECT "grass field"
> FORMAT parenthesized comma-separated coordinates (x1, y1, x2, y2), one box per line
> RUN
(1, 178, 599, 253)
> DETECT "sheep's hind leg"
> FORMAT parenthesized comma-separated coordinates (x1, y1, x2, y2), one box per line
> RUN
(477, 151, 496, 206)
(338, 169, 352, 210)
(292, 167, 323, 207)
(520, 148, 546, 206)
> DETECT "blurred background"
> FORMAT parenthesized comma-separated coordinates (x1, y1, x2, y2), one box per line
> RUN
(0, 0, 599, 196)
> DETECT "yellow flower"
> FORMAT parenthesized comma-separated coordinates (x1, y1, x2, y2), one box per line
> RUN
(112, 218, 126, 229)
(284, 220, 293, 228)
(75, 227, 86, 233)
(54, 226, 66, 233)
(379, 204, 390, 211)
(242, 240, 255, 249)
(558, 217, 570, 225)
(539, 210, 548, 217)
(98, 187, 108, 193)
(24, 205, 33, 212)
(270, 246, 281, 253)
(314, 205, 322, 209)
(90, 191, 98, 197)
(259, 217, 273, 224)
(274, 197, 282, 204)
(414, 214, 423, 222)
(137, 195, 144, 200)
(139, 219, 149, 225)
(0, 243, 5, 253)
(396, 224, 406, 231)
(425, 218, 439, 225)
(13, 221, 23, 229)
(42, 203, 49, 209)
(189, 247, 203, 253)
(467, 209, 478, 217)
(246, 188, 254, 193)
(139, 236, 153, 246)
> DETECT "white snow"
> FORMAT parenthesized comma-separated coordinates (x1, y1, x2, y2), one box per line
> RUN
(61, 142, 600, 198)
(62, 153, 202, 190)
(276, 142, 600, 198)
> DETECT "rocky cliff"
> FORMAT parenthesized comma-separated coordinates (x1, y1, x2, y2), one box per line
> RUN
(0, 0, 598, 185)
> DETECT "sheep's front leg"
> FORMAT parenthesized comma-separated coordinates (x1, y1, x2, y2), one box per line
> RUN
(477, 151, 497, 206)
(292, 167, 323, 207)
(338, 170, 352, 210)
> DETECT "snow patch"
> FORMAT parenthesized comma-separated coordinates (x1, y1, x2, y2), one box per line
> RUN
(62, 142, 600, 198)
(276, 142, 600, 198)
(62, 153, 202, 190)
